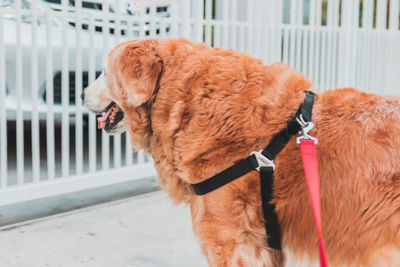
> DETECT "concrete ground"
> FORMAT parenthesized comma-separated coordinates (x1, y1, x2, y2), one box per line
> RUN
(0, 191, 208, 267)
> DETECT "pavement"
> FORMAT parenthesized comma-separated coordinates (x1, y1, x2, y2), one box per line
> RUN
(0, 191, 208, 267)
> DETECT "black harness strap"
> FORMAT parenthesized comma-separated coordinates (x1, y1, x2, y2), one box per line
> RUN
(191, 155, 259, 195)
(191, 91, 316, 250)
(259, 166, 281, 249)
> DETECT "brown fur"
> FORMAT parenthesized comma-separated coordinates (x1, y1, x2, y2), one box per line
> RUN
(104, 38, 400, 266)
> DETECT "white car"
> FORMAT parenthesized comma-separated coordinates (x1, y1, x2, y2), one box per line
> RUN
(3, 0, 176, 120)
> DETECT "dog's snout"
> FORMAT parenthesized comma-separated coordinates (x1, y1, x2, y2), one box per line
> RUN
(81, 91, 85, 101)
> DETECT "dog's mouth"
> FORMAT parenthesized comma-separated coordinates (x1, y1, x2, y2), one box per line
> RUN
(97, 102, 124, 131)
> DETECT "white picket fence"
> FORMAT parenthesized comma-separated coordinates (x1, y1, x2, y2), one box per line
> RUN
(1, 0, 399, 206)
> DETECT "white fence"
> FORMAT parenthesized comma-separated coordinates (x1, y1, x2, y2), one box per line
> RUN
(1, 0, 399, 206)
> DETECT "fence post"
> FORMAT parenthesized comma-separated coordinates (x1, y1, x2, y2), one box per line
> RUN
(386, 0, 400, 94)
(113, 0, 122, 169)
(271, 0, 283, 64)
(374, 0, 387, 93)
(75, 0, 84, 175)
(325, 0, 340, 90)
(360, 0, 374, 92)
(181, 0, 191, 39)
(102, 0, 110, 171)
(16, 0, 25, 185)
(45, 12, 55, 180)
(246, 0, 254, 55)
(31, 0, 40, 183)
(203, 0, 211, 46)
(295, 0, 304, 72)
(230, 0, 237, 50)
(0, 8, 6, 189)
(61, 0, 70, 178)
(193, 0, 204, 43)
(337, 0, 359, 88)
(308, 0, 322, 86)
(87, 14, 97, 173)
(221, 0, 229, 49)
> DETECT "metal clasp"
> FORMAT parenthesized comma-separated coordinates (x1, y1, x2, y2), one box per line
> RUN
(250, 150, 275, 171)
(296, 114, 318, 144)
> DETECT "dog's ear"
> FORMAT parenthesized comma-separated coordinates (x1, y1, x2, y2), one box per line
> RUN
(119, 40, 163, 107)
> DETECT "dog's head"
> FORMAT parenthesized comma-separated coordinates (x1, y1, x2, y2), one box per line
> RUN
(82, 39, 162, 146)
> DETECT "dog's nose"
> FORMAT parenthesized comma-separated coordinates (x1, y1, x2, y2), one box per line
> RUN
(81, 91, 85, 101)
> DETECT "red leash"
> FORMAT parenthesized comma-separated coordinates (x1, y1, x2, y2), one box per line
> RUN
(299, 139, 328, 267)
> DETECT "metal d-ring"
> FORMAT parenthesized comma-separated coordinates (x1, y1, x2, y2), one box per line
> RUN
(296, 115, 318, 144)
(250, 150, 275, 171)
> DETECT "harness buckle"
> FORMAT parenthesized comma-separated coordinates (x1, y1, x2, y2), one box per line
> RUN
(296, 114, 318, 144)
(251, 150, 275, 171)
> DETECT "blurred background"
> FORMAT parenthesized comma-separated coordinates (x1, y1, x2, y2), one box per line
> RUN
(0, 0, 399, 265)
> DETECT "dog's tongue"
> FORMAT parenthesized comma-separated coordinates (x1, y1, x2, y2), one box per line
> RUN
(97, 106, 114, 129)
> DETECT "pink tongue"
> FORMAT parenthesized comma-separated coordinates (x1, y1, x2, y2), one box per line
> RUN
(97, 106, 114, 129)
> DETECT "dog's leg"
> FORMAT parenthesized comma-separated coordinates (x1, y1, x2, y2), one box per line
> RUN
(199, 240, 283, 267)
(189, 192, 282, 267)
(282, 246, 319, 267)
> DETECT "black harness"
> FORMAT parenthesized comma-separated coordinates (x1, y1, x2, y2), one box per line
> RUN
(191, 91, 316, 250)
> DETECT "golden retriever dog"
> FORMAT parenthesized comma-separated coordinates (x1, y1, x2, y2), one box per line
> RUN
(82, 38, 400, 266)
